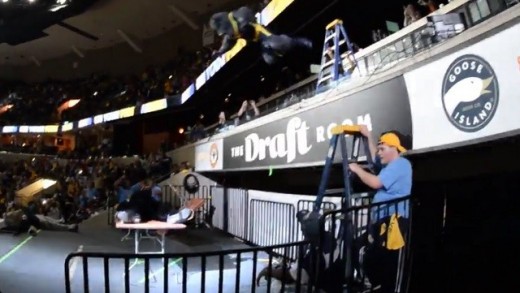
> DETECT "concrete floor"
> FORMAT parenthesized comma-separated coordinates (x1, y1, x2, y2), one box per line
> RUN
(0, 212, 288, 293)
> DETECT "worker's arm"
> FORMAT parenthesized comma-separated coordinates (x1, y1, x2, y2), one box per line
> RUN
(349, 163, 383, 189)
(359, 125, 377, 162)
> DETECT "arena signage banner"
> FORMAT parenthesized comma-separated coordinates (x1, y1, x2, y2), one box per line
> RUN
(256, 0, 295, 26)
(195, 139, 224, 171)
(404, 23, 520, 150)
(222, 76, 413, 170)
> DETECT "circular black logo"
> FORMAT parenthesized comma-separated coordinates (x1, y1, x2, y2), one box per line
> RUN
(441, 54, 499, 132)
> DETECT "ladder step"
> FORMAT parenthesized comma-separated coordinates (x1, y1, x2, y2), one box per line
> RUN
(323, 60, 334, 68)
(325, 34, 335, 43)
(318, 75, 333, 83)
(322, 41, 347, 55)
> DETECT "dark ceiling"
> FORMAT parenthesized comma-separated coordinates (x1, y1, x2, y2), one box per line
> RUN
(0, 0, 100, 45)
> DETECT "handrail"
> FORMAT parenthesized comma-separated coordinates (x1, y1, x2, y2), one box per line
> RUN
(353, 0, 471, 60)
(324, 195, 412, 215)
(202, 74, 318, 133)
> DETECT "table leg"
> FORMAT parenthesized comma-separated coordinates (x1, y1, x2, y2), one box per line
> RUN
(122, 229, 166, 283)
(121, 229, 133, 241)
(130, 229, 140, 269)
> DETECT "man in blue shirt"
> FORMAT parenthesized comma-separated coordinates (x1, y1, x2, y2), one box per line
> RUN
(348, 125, 412, 293)
(348, 126, 412, 220)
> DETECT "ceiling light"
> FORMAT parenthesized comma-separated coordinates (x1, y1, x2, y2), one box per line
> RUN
(28, 0, 36, 3)
(56, 0, 67, 4)
(2, 0, 9, 3)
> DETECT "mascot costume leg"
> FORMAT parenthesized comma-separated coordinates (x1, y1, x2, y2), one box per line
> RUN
(209, 6, 312, 65)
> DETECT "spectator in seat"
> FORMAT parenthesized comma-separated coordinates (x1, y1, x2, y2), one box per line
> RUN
(403, 3, 422, 27)
(418, 0, 439, 14)
(86, 181, 98, 202)
(114, 174, 132, 204)
(215, 111, 229, 133)
(190, 120, 207, 141)
(236, 100, 260, 125)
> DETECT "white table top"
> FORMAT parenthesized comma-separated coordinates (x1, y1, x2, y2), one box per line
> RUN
(115, 220, 186, 230)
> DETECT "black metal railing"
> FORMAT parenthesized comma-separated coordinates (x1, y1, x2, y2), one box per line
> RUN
(318, 195, 413, 293)
(64, 241, 312, 293)
(70, 191, 413, 293)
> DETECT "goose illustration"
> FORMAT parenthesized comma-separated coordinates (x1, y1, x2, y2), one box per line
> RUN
(443, 76, 494, 116)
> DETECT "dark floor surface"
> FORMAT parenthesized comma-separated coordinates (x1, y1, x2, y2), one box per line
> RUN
(0, 211, 287, 293)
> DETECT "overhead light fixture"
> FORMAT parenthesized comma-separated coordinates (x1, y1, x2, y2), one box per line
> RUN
(67, 99, 80, 108)
(2, 0, 9, 4)
(169, 5, 199, 31)
(117, 29, 143, 53)
(50, 4, 67, 12)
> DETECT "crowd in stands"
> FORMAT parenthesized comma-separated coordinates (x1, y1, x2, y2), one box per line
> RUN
(0, 1, 280, 126)
(0, 153, 174, 235)
(0, 46, 216, 125)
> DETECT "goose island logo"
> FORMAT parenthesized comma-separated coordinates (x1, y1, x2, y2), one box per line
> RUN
(442, 54, 499, 132)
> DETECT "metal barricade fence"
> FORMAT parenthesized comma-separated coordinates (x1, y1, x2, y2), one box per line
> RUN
(161, 184, 175, 207)
(162, 185, 212, 227)
(249, 200, 297, 259)
(319, 196, 412, 293)
(210, 186, 225, 230)
(227, 188, 249, 240)
(64, 241, 313, 293)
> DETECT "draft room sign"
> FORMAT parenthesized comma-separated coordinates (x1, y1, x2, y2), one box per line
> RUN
(223, 76, 413, 170)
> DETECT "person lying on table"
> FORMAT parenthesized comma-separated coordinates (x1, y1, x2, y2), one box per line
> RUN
(115, 186, 192, 224)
